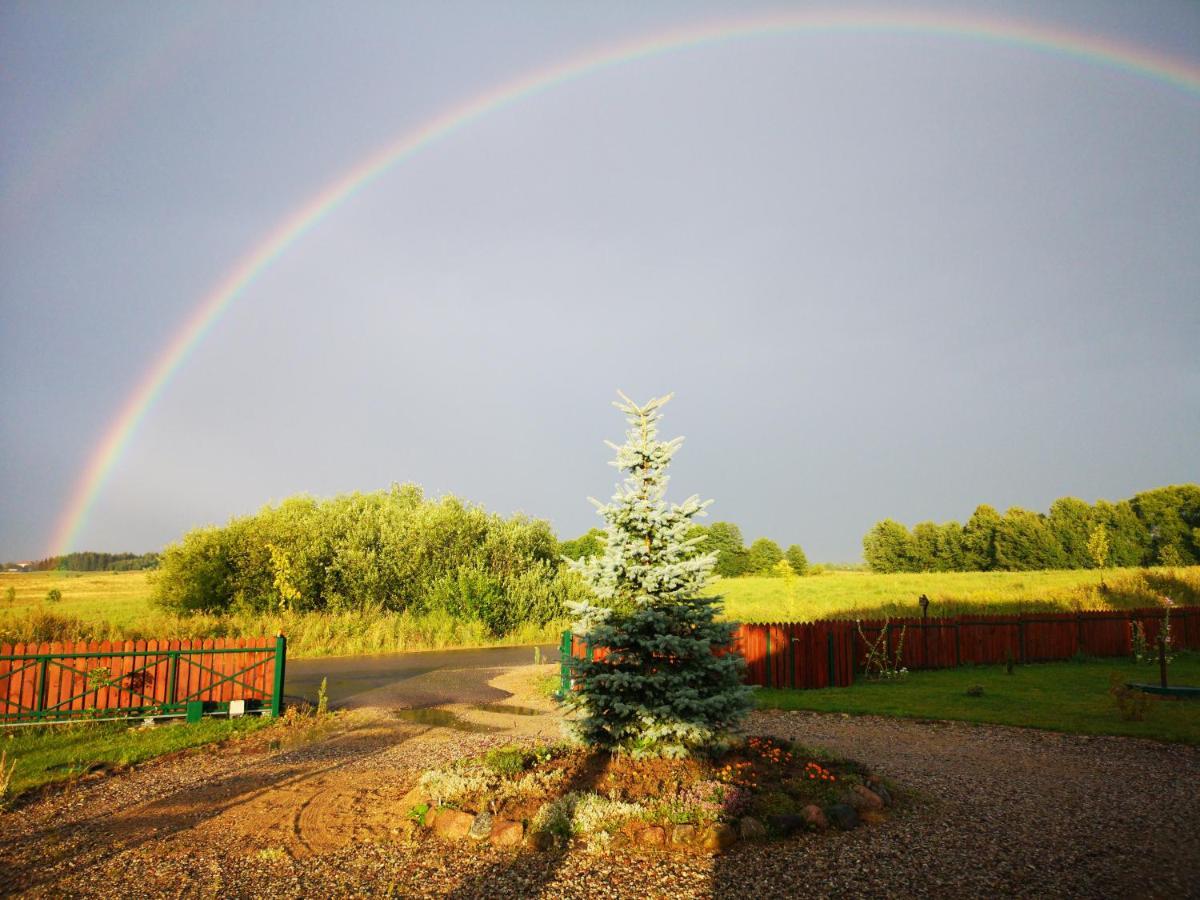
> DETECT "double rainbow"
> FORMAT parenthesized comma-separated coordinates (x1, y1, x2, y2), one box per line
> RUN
(48, 9, 1200, 556)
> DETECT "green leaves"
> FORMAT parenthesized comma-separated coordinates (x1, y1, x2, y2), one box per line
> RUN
(151, 484, 587, 637)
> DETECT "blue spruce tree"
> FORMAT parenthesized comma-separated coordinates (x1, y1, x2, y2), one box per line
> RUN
(567, 392, 753, 758)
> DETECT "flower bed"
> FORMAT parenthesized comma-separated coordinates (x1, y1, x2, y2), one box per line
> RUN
(403, 735, 895, 853)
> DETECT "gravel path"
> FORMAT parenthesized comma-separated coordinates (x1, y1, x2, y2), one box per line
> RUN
(2, 669, 1197, 899)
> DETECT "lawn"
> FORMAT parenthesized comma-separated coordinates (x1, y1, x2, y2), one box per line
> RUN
(2, 714, 274, 800)
(756, 651, 1200, 745)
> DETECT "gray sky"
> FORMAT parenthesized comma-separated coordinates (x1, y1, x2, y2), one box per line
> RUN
(2, 0, 1197, 562)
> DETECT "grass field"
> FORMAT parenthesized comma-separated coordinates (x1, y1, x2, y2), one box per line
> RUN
(1, 570, 153, 627)
(714, 566, 1199, 622)
(756, 652, 1200, 745)
(1, 566, 1195, 659)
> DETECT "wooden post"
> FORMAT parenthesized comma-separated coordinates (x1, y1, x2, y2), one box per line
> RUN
(1159, 636, 1168, 690)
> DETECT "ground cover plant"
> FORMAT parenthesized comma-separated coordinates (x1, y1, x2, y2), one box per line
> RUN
(755, 651, 1200, 745)
(409, 734, 889, 851)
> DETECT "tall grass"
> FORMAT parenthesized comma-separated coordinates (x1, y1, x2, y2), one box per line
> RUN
(0, 604, 566, 659)
(3, 567, 1196, 658)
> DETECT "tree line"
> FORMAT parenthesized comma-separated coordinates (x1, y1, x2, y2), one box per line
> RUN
(862, 484, 1200, 573)
(153, 483, 589, 637)
(563, 521, 809, 578)
(4, 552, 160, 572)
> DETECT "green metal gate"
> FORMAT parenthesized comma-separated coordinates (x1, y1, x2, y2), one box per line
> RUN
(0, 636, 286, 726)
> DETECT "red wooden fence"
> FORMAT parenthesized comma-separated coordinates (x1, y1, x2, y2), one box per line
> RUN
(568, 606, 1198, 690)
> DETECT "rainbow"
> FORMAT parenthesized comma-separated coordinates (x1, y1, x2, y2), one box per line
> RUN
(48, 9, 1200, 556)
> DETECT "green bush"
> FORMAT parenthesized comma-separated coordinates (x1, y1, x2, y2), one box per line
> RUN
(152, 484, 589, 638)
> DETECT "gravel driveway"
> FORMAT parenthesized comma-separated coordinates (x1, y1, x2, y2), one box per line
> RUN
(2, 668, 1197, 899)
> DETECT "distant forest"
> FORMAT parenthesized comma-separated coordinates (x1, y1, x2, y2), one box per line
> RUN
(862, 484, 1200, 573)
(5, 551, 159, 572)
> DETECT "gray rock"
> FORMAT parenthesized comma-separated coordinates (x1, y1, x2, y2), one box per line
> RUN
(467, 812, 493, 841)
(765, 814, 806, 836)
(739, 816, 767, 840)
(872, 782, 893, 807)
(826, 803, 860, 831)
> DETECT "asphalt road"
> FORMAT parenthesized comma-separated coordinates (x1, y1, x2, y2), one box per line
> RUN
(284, 643, 560, 709)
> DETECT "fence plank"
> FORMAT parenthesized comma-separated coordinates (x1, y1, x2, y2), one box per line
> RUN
(0, 643, 13, 720)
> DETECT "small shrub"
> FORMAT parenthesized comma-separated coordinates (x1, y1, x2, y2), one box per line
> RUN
(1108, 673, 1155, 722)
(483, 746, 528, 777)
(857, 618, 908, 680)
(407, 802, 429, 825)
(749, 789, 799, 820)
(45, 589, 62, 604)
(316, 677, 328, 718)
(530, 792, 644, 843)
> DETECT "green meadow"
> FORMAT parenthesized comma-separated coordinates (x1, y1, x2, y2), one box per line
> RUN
(711, 565, 1198, 622)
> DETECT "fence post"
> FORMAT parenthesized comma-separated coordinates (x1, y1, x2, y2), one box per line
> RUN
(1076, 612, 1084, 655)
(270, 635, 287, 718)
(166, 651, 180, 711)
(35, 655, 49, 717)
(559, 630, 572, 698)
(954, 622, 962, 667)
(1158, 636, 1168, 689)
(1018, 615, 1027, 664)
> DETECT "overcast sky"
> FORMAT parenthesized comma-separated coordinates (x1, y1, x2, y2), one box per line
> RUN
(1, 0, 1197, 562)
